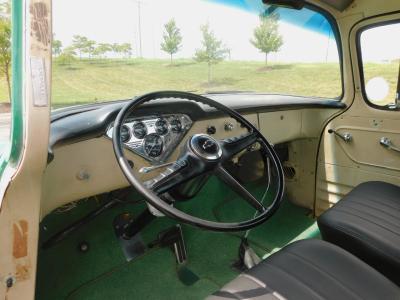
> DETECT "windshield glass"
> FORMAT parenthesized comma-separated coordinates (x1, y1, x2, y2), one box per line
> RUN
(50, 0, 342, 109)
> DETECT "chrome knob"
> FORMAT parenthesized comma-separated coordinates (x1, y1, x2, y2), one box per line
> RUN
(224, 122, 234, 131)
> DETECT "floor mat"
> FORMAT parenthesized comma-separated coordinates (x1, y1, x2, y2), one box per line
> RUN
(36, 177, 319, 300)
(213, 185, 321, 254)
(66, 247, 221, 300)
(36, 188, 241, 300)
(65, 228, 242, 300)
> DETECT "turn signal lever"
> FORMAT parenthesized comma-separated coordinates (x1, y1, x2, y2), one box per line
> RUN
(139, 160, 187, 174)
(328, 129, 352, 143)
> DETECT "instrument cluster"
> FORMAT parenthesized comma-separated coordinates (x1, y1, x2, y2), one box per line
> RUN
(106, 114, 192, 163)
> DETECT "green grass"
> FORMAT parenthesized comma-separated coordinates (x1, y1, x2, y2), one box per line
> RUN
(1, 59, 396, 107)
(0, 75, 8, 102)
(49, 59, 342, 108)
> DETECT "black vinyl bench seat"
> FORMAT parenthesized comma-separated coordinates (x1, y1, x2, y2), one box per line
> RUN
(318, 181, 400, 285)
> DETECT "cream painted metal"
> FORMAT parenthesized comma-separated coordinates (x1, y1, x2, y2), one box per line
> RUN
(0, 0, 52, 299)
(315, 10, 400, 215)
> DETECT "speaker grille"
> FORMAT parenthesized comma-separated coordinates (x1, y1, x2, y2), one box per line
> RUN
(283, 165, 296, 180)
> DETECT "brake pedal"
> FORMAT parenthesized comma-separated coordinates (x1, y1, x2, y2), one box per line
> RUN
(149, 224, 187, 264)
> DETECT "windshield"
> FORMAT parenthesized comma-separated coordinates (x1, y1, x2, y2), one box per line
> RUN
(50, 0, 342, 109)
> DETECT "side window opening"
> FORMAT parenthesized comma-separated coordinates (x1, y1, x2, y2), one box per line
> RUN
(359, 21, 400, 110)
(0, 0, 11, 155)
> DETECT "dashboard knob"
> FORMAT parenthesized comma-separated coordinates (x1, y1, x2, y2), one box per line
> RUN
(224, 122, 234, 131)
(207, 126, 216, 135)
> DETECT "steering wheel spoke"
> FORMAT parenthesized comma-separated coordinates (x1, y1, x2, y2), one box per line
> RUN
(145, 157, 204, 195)
(220, 131, 258, 161)
(215, 166, 266, 213)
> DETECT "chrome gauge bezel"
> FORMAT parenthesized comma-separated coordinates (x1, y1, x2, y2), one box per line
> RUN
(132, 121, 147, 139)
(143, 133, 164, 157)
(154, 118, 169, 135)
(120, 125, 132, 143)
(106, 114, 192, 163)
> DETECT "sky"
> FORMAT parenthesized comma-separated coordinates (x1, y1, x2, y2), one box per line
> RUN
(52, 0, 399, 63)
(360, 23, 400, 62)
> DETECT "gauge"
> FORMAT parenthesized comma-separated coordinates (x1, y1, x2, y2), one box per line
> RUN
(143, 134, 163, 157)
(170, 118, 182, 133)
(155, 118, 169, 135)
(120, 125, 131, 143)
(133, 121, 147, 139)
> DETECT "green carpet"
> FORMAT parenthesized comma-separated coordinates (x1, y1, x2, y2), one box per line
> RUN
(36, 177, 319, 300)
(212, 178, 320, 255)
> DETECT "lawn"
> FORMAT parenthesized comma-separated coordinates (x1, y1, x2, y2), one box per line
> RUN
(0, 59, 397, 108)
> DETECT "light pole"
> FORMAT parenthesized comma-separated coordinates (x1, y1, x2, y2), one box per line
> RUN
(137, 1, 142, 58)
(132, 0, 144, 58)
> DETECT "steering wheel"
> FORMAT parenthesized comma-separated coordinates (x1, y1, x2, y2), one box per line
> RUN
(113, 91, 284, 231)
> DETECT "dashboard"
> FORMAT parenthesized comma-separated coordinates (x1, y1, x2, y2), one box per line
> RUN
(42, 93, 346, 217)
(105, 114, 192, 162)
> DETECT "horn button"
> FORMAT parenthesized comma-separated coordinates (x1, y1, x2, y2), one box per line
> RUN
(190, 134, 222, 161)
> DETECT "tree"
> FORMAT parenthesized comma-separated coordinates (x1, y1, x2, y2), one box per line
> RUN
(111, 43, 120, 57)
(0, 18, 11, 101)
(93, 43, 112, 59)
(0, 0, 10, 18)
(57, 46, 76, 65)
(82, 39, 96, 59)
(250, 14, 283, 65)
(52, 39, 63, 57)
(160, 19, 182, 64)
(194, 23, 229, 83)
(72, 35, 89, 59)
(119, 43, 132, 58)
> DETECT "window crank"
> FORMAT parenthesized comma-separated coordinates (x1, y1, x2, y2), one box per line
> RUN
(328, 129, 352, 143)
(380, 137, 400, 154)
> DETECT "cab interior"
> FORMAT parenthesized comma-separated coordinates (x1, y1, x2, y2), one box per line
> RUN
(0, 0, 399, 299)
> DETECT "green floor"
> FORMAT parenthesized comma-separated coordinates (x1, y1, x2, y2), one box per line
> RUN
(36, 177, 320, 300)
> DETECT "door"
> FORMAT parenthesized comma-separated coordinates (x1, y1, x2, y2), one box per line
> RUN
(316, 13, 400, 215)
(0, 0, 51, 299)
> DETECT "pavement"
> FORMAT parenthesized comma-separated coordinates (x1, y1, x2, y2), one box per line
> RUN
(0, 113, 11, 142)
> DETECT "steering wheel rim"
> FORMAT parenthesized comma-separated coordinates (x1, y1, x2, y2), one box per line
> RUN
(112, 91, 284, 232)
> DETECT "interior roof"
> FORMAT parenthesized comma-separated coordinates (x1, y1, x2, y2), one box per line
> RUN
(319, 0, 354, 12)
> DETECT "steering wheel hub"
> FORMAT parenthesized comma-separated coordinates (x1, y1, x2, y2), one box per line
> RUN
(189, 134, 222, 161)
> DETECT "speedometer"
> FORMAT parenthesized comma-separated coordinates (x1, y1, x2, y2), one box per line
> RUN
(143, 134, 163, 157)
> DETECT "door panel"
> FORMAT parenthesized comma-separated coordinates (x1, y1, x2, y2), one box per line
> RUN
(316, 116, 400, 215)
(330, 117, 400, 171)
(315, 14, 400, 216)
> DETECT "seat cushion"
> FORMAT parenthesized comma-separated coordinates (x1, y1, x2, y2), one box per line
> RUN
(207, 239, 399, 300)
(317, 181, 400, 285)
